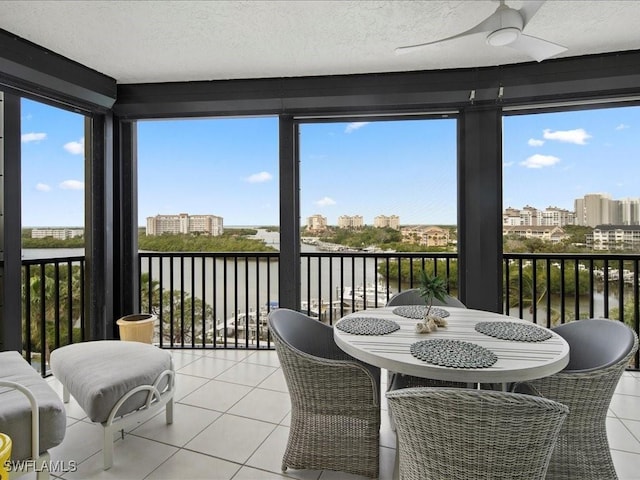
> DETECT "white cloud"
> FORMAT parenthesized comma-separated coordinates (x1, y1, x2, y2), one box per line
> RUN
(528, 138, 544, 147)
(36, 183, 51, 192)
(315, 196, 336, 207)
(64, 138, 85, 155)
(245, 171, 272, 183)
(615, 123, 630, 130)
(520, 154, 560, 169)
(345, 122, 370, 133)
(542, 128, 591, 145)
(59, 180, 84, 190)
(22, 132, 47, 143)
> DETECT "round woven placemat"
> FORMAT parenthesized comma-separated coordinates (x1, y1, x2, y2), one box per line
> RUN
(392, 305, 450, 320)
(336, 317, 400, 335)
(410, 339, 498, 368)
(475, 321, 552, 342)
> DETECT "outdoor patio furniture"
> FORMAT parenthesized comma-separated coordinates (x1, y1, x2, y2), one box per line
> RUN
(386, 289, 468, 391)
(0, 350, 67, 480)
(49, 340, 175, 470)
(386, 387, 569, 480)
(514, 318, 639, 480)
(267, 308, 381, 479)
(386, 288, 466, 308)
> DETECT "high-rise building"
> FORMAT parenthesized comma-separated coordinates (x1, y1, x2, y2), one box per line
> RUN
(619, 198, 640, 225)
(503, 206, 574, 227)
(306, 214, 327, 232)
(575, 193, 640, 227)
(337, 215, 364, 229)
(374, 215, 400, 230)
(540, 207, 576, 227)
(146, 213, 223, 236)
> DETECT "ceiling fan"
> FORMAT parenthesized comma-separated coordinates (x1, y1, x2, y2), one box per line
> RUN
(395, 0, 567, 62)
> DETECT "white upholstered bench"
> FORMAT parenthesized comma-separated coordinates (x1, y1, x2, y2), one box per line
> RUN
(50, 340, 175, 470)
(0, 351, 67, 480)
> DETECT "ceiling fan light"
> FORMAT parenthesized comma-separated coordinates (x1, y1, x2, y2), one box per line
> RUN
(486, 27, 521, 47)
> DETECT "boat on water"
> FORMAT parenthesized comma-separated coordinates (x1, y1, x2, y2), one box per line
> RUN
(340, 283, 393, 307)
(212, 299, 337, 341)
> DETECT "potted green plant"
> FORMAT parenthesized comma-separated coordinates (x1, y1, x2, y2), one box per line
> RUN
(416, 269, 448, 333)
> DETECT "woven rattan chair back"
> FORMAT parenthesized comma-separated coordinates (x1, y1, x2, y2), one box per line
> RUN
(386, 288, 466, 308)
(268, 308, 381, 478)
(386, 387, 569, 480)
(524, 319, 639, 480)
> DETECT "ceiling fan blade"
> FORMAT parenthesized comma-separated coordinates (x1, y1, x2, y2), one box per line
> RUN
(508, 33, 567, 62)
(518, 1, 545, 27)
(395, 11, 502, 55)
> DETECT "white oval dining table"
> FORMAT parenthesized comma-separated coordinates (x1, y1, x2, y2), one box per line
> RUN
(334, 306, 570, 385)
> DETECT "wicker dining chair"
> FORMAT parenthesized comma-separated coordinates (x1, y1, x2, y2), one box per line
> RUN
(386, 288, 466, 308)
(386, 387, 569, 480)
(514, 318, 638, 480)
(267, 308, 381, 479)
(386, 289, 468, 391)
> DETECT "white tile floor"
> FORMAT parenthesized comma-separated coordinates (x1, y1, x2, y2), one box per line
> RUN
(34, 349, 640, 480)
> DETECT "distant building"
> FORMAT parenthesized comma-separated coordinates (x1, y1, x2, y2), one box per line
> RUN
(618, 198, 640, 225)
(146, 213, 223, 236)
(503, 225, 568, 243)
(31, 228, 84, 240)
(337, 215, 364, 229)
(572, 193, 640, 227)
(587, 225, 640, 250)
(503, 205, 575, 227)
(374, 215, 400, 230)
(503, 207, 522, 226)
(306, 214, 328, 232)
(401, 225, 449, 247)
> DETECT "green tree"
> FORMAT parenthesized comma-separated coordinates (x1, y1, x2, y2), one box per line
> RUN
(379, 259, 458, 289)
(506, 264, 547, 311)
(139, 273, 213, 345)
(138, 233, 275, 252)
(609, 300, 638, 331)
(22, 264, 83, 361)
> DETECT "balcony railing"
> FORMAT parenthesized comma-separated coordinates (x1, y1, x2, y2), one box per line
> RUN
(21, 255, 86, 374)
(21, 251, 640, 374)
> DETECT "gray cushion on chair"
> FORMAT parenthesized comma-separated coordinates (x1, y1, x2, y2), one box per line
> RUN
(553, 318, 636, 372)
(50, 340, 172, 424)
(0, 351, 67, 461)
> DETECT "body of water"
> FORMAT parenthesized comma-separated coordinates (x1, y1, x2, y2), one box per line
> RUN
(22, 231, 625, 324)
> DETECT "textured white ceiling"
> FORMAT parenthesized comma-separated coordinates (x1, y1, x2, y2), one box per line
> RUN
(1, 0, 639, 84)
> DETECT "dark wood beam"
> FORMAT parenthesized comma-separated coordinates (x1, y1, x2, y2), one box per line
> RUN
(114, 50, 640, 119)
(0, 29, 116, 111)
(0, 91, 23, 352)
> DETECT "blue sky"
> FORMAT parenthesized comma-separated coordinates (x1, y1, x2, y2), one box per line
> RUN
(503, 105, 639, 211)
(20, 98, 640, 227)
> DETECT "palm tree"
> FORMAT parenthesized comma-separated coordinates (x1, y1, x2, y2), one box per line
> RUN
(23, 263, 83, 362)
